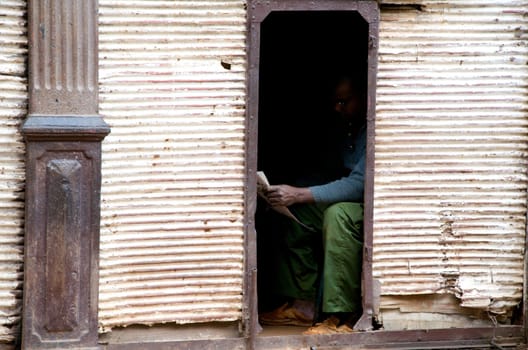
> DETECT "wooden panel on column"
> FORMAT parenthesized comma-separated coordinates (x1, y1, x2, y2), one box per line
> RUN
(22, 0, 109, 349)
(22, 118, 108, 349)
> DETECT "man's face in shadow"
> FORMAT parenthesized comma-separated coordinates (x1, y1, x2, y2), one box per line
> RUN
(333, 80, 364, 123)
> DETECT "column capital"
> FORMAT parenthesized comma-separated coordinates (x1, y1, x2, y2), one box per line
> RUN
(22, 115, 110, 141)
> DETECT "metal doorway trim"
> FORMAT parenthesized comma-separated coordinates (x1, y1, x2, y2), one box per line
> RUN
(245, 0, 379, 347)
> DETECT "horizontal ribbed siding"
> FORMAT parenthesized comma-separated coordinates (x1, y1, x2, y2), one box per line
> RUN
(0, 0, 26, 343)
(98, 0, 246, 331)
(374, 1, 528, 314)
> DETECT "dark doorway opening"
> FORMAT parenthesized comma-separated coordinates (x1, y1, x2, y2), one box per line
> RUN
(255, 10, 369, 323)
(257, 11, 368, 185)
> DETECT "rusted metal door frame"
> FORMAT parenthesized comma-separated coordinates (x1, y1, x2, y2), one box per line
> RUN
(244, 0, 380, 344)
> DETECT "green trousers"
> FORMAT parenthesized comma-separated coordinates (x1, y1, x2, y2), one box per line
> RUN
(274, 202, 364, 313)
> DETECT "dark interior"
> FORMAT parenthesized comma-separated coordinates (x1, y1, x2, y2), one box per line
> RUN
(256, 11, 368, 313)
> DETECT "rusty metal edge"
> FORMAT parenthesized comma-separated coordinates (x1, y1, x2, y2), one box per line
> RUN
(524, 175, 528, 344)
(244, 1, 261, 349)
(102, 337, 246, 350)
(256, 326, 524, 348)
(355, 0, 380, 332)
(100, 325, 524, 349)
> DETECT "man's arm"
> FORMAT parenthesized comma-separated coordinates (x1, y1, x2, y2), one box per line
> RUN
(267, 126, 367, 206)
(309, 153, 365, 204)
(265, 152, 365, 207)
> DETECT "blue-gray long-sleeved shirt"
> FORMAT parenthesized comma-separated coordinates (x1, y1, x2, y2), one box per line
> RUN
(309, 124, 366, 203)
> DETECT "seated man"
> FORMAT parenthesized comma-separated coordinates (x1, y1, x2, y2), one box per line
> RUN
(259, 76, 366, 334)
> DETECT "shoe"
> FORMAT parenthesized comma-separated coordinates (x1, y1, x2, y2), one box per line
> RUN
(259, 302, 313, 327)
(303, 315, 356, 335)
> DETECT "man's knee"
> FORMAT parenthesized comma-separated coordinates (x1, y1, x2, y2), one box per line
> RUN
(323, 202, 364, 242)
(323, 202, 362, 223)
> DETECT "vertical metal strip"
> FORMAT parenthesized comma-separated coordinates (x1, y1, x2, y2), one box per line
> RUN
(245, 2, 260, 346)
(355, 0, 380, 331)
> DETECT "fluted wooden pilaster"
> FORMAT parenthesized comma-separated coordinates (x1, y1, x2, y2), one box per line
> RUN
(22, 0, 109, 349)
(29, 0, 98, 115)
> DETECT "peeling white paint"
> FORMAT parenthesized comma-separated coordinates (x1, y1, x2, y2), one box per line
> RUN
(373, 0, 528, 321)
(0, 0, 26, 343)
(98, 0, 247, 332)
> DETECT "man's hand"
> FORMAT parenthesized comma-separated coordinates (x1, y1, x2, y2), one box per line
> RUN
(266, 185, 314, 207)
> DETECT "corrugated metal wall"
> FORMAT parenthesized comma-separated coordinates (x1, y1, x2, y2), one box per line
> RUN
(98, 1, 247, 331)
(97, 0, 527, 332)
(374, 0, 528, 317)
(0, 0, 26, 343)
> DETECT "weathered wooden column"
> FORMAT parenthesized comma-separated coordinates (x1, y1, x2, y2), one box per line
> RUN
(21, 0, 109, 349)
